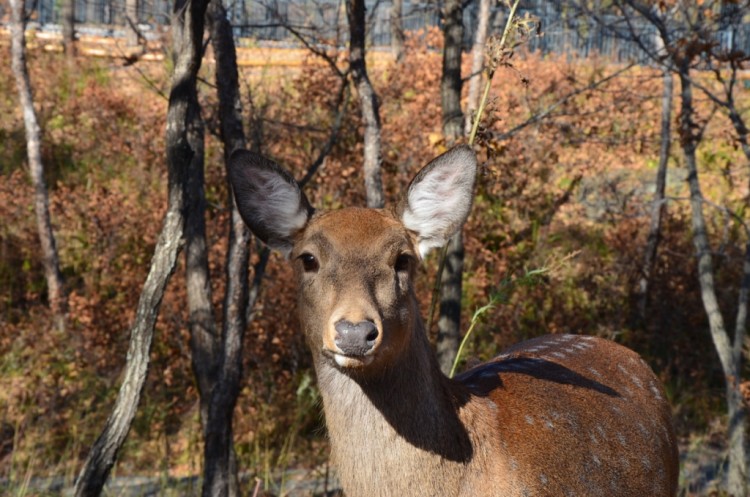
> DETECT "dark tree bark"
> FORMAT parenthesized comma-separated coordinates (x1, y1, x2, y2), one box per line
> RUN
(636, 69, 672, 323)
(201, 3, 351, 491)
(61, 0, 76, 56)
(436, 0, 465, 373)
(202, 211, 248, 497)
(436, 232, 464, 374)
(202, 0, 251, 495)
(73, 0, 210, 495)
(440, 0, 464, 141)
(208, 1, 247, 159)
(346, 0, 384, 208)
(390, 0, 405, 63)
(186, 148, 219, 436)
(169, 1, 227, 489)
(9, 0, 66, 323)
(178, 0, 217, 447)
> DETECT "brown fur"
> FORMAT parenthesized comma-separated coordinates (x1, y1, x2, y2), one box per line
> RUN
(293, 208, 678, 497)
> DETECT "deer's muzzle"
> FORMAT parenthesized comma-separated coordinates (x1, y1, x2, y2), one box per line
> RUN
(329, 319, 381, 368)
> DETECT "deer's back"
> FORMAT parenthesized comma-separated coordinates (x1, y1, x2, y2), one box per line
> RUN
(457, 334, 678, 497)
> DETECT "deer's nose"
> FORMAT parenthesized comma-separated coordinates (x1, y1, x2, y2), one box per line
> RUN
(334, 320, 379, 356)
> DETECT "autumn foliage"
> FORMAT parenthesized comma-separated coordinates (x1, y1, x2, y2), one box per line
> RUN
(1, 28, 748, 488)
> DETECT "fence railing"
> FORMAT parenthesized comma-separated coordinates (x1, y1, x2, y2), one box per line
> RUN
(2, 0, 749, 64)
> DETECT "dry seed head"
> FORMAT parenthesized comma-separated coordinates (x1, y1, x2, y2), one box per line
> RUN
(514, 12, 541, 44)
(484, 34, 509, 74)
(484, 12, 539, 75)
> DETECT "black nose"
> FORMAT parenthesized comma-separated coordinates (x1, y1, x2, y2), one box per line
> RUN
(334, 320, 379, 356)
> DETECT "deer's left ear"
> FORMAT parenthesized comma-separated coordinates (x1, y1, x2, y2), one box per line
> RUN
(397, 145, 477, 259)
(228, 149, 313, 257)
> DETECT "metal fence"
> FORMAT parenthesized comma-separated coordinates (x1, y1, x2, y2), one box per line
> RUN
(2, 0, 750, 63)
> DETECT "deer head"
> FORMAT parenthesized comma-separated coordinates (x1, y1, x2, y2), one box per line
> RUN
(228, 146, 476, 376)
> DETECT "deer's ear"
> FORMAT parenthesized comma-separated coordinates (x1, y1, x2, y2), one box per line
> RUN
(228, 150, 313, 257)
(398, 145, 477, 259)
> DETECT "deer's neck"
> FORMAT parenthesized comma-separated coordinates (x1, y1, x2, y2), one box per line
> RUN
(314, 322, 476, 497)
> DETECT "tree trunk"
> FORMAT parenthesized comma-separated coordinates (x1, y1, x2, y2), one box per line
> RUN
(710, 69, 750, 497)
(177, 0, 217, 447)
(125, 0, 140, 47)
(436, 232, 464, 374)
(186, 140, 219, 436)
(440, 0, 464, 141)
(464, 0, 490, 136)
(722, 82, 750, 497)
(390, 0, 405, 63)
(436, 0, 465, 373)
(726, 372, 749, 497)
(636, 69, 672, 323)
(725, 99, 750, 201)
(202, 1, 251, 495)
(73, 186, 185, 497)
(168, 0, 216, 477)
(724, 94, 750, 497)
(346, 0, 384, 208)
(9, 0, 66, 323)
(61, 0, 76, 56)
(202, 213, 248, 497)
(727, 109, 750, 174)
(73, 1, 210, 495)
(678, 65, 747, 497)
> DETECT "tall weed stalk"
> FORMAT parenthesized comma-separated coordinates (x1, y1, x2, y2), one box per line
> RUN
(426, 0, 538, 352)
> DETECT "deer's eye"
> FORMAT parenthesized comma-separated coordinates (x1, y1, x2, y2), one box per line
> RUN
(394, 253, 413, 274)
(299, 253, 319, 273)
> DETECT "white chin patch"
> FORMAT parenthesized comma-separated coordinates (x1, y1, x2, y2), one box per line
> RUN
(334, 354, 374, 368)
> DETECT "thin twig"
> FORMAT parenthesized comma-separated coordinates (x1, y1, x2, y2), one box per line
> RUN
(259, 0, 345, 79)
(251, 477, 262, 497)
(493, 63, 635, 141)
(299, 78, 351, 188)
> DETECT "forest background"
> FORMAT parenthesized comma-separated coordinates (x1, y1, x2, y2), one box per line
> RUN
(1, 0, 750, 495)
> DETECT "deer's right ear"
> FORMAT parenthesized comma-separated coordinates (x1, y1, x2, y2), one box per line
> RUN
(228, 150, 313, 257)
(397, 145, 477, 259)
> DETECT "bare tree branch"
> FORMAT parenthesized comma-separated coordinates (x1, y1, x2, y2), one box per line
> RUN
(9, 0, 66, 323)
(636, 69, 672, 323)
(259, 0, 345, 79)
(464, 0, 491, 136)
(493, 63, 636, 142)
(298, 79, 351, 188)
(201, 0, 252, 494)
(347, 0, 384, 208)
(73, 0, 210, 494)
(390, 0, 405, 63)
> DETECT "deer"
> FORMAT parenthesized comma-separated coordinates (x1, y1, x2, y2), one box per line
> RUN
(227, 145, 679, 497)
